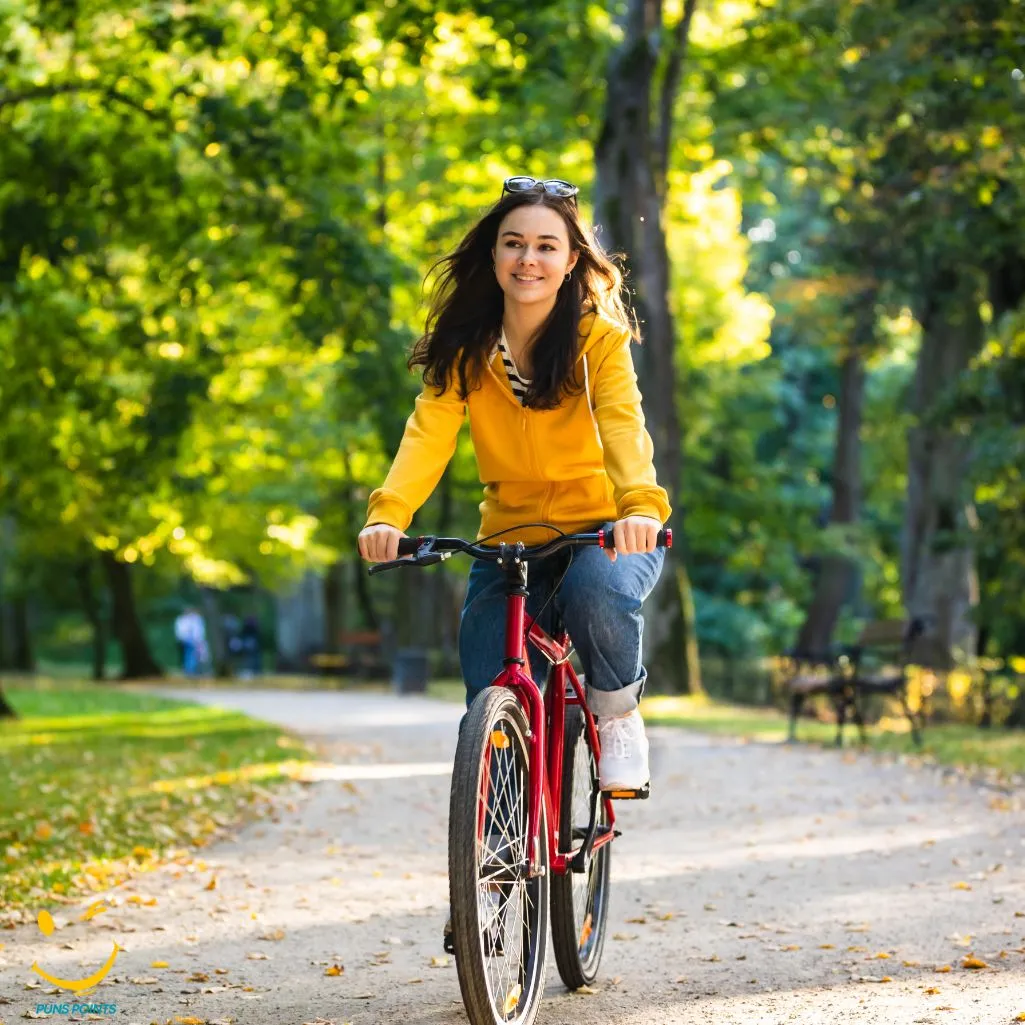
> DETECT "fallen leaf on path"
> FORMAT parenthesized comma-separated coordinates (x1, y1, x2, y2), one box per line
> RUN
(430, 956, 449, 968)
(903, 960, 920, 967)
(612, 933, 637, 941)
(870, 952, 892, 959)
(818, 944, 835, 949)
(952, 882, 972, 891)
(575, 984, 600, 994)
(934, 965, 952, 973)
(187, 972, 209, 982)
(503, 983, 523, 1014)
(151, 961, 169, 969)
(1013, 1014, 1025, 1022)
(205, 877, 217, 891)
(626, 916, 646, 924)
(780, 945, 801, 951)
(407, 978, 423, 984)
(245, 952, 269, 961)
(175, 1017, 207, 1024)
(259, 929, 285, 942)
(128, 977, 160, 985)
(923, 987, 940, 995)
(324, 964, 344, 977)
(961, 955, 988, 969)
(214, 968, 230, 975)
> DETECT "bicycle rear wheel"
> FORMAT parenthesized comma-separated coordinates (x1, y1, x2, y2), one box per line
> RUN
(550, 704, 611, 989)
(449, 687, 549, 1025)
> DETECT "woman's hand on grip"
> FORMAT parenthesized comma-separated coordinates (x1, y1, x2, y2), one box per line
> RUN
(605, 515, 661, 563)
(358, 524, 406, 563)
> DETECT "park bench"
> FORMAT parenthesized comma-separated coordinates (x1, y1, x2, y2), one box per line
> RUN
(786, 617, 938, 748)
(307, 630, 388, 678)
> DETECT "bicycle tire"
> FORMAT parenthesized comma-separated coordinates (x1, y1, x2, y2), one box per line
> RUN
(549, 703, 611, 989)
(449, 687, 550, 1025)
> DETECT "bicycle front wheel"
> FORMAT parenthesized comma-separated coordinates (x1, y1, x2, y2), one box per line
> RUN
(550, 704, 611, 988)
(449, 687, 550, 1025)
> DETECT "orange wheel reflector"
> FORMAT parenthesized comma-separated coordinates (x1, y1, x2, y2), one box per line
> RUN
(579, 911, 593, 947)
(503, 983, 522, 1014)
(490, 730, 510, 749)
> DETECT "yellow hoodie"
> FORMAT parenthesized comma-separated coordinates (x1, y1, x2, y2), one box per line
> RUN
(364, 311, 671, 546)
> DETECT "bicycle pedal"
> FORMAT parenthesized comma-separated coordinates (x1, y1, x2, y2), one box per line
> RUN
(604, 784, 650, 800)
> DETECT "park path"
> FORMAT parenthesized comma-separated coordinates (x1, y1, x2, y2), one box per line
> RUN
(2, 687, 1024, 1025)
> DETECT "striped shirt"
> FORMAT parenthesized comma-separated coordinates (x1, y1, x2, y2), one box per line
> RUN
(494, 329, 531, 404)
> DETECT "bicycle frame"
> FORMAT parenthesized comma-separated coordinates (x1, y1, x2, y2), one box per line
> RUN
(482, 558, 615, 879)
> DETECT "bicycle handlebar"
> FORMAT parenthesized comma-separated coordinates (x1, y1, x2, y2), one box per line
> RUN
(367, 522, 672, 575)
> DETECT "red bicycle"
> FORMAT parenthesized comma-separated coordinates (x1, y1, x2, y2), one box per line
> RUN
(370, 523, 671, 1025)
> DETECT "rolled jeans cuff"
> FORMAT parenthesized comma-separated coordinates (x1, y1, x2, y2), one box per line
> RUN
(586, 670, 646, 719)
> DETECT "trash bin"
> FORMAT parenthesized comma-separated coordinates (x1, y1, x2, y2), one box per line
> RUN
(392, 648, 429, 695)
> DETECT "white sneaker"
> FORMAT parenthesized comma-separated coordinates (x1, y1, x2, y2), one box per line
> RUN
(597, 709, 650, 790)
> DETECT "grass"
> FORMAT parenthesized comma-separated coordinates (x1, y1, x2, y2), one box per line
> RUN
(640, 693, 1025, 779)
(0, 679, 315, 913)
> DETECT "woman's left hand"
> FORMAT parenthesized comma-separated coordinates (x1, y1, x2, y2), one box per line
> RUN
(604, 515, 663, 563)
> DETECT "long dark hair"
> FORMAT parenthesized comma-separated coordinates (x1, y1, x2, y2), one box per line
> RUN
(409, 191, 635, 409)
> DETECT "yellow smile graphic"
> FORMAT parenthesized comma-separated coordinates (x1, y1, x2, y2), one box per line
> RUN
(31, 908, 123, 994)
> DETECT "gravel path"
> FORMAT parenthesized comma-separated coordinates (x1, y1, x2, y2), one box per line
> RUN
(2, 687, 1024, 1025)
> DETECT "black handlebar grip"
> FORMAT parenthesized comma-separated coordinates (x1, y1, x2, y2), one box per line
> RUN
(597, 523, 673, 552)
(397, 536, 423, 556)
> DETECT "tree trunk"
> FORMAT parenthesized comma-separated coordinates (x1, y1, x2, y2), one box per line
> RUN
(74, 556, 107, 681)
(594, 0, 701, 692)
(323, 559, 347, 653)
(274, 571, 326, 671)
(902, 269, 984, 662)
(101, 552, 163, 679)
(794, 295, 872, 656)
(3, 595, 33, 672)
(199, 587, 232, 678)
(354, 558, 380, 633)
(0, 683, 15, 718)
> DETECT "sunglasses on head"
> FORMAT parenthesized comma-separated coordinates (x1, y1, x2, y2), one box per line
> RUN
(501, 176, 579, 201)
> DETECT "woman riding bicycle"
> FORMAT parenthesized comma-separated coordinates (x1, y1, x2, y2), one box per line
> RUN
(357, 175, 670, 793)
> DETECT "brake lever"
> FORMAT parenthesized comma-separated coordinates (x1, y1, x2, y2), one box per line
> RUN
(368, 551, 450, 576)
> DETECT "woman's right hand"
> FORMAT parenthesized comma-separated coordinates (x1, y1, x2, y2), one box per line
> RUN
(358, 524, 406, 563)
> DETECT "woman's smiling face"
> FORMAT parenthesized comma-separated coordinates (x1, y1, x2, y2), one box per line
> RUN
(491, 204, 579, 309)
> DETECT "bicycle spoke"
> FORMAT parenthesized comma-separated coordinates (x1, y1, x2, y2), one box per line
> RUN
(452, 691, 549, 1024)
(475, 720, 539, 1020)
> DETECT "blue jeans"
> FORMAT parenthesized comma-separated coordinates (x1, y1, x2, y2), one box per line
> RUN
(458, 545, 665, 718)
